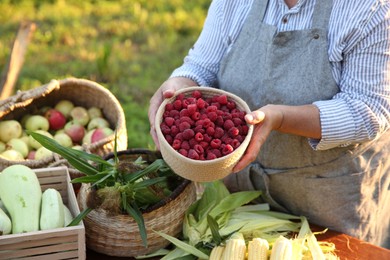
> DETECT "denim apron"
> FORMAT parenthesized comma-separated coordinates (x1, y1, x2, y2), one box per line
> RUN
(218, 0, 390, 248)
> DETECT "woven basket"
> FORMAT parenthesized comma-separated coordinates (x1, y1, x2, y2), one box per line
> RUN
(77, 149, 197, 257)
(155, 86, 254, 182)
(0, 78, 127, 178)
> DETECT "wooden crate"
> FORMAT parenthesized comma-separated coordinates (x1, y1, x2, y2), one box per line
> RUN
(0, 166, 85, 260)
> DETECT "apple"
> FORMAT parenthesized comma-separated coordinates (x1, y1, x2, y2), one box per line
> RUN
(28, 130, 54, 150)
(35, 146, 53, 160)
(0, 149, 24, 161)
(0, 141, 5, 153)
(55, 100, 74, 118)
(25, 115, 50, 131)
(27, 150, 36, 160)
(88, 106, 103, 119)
(72, 145, 83, 151)
(20, 135, 33, 151)
(64, 121, 85, 143)
(82, 130, 94, 145)
(87, 117, 110, 131)
(45, 109, 67, 130)
(91, 127, 114, 143)
(54, 132, 73, 147)
(0, 120, 23, 143)
(39, 106, 51, 115)
(70, 106, 89, 126)
(6, 138, 29, 158)
(20, 114, 32, 128)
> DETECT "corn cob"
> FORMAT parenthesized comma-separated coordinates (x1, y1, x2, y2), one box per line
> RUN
(248, 237, 269, 260)
(209, 245, 225, 260)
(270, 235, 293, 260)
(222, 233, 246, 260)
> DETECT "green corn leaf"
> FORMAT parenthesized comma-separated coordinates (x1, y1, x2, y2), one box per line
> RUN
(207, 215, 222, 245)
(154, 230, 209, 260)
(133, 177, 167, 190)
(66, 207, 93, 227)
(124, 159, 166, 182)
(26, 130, 110, 175)
(70, 172, 114, 184)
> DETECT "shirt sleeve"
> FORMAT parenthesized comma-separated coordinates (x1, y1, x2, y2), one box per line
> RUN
(310, 3, 390, 150)
(170, 0, 252, 87)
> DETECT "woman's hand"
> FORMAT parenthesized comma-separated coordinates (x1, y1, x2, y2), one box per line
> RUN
(232, 104, 321, 173)
(148, 77, 198, 149)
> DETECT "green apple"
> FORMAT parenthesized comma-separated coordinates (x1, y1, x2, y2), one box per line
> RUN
(35, 146, 53, 160)
(70, 106, 90, 126)
(0, 120, 23, 143)
(0, 141, 5, 153)
(6, 138, 29, 158)
(0, 149, 24, 161)
(88, 106, 103, 119)
(54, 132, 73, 147)
(87, 117, 110, 131)
(25, 115, 50, 131)
(28, 130, 53, 150)
(55, 100, 74, 118)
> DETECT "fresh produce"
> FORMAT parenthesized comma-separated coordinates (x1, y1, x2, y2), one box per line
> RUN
(160, 90, 249, 160)
(0, 207, 11, 235)
(0, 165, 42, 234)
(63, 205, 74, 226)
(40, 188, 65, 230)
(28, 131, 182, 247)
(0, 99, 115, 161)
(270, 236, 293, 260)
(151, 181, 338, 260)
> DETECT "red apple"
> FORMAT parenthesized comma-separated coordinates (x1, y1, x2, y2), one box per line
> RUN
(91, 127, 114, 143)
(45, 109, 67, 130)
(64, 121, 85, 143)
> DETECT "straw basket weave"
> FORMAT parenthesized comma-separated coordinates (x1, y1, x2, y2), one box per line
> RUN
(155, 86, 254, 182)
(0, 78, 127, 177)
(77, 149, 197, 257)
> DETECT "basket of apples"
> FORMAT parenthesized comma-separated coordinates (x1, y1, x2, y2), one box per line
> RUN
(155, 86, 254, 182)
(0, 78, 127, 178)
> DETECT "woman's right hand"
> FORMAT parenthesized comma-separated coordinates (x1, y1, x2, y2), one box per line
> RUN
(148, 77, 198, 149)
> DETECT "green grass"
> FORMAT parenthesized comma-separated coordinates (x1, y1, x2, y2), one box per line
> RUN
(0, 0, 210, 149)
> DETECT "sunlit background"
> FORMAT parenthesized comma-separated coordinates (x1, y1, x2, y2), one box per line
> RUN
(0, 0, 211, 149)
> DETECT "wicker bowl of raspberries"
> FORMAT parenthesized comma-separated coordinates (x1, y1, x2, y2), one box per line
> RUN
(155, 86, 254, 182)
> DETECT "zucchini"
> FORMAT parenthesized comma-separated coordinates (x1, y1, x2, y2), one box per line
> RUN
(40, 188, 65, 230)
(0, 207, 11, 235)
(0, 165, 42, 234)
(63, 204, 73, 227)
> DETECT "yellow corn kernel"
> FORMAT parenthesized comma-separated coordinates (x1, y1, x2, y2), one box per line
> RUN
(248, 237, 269, 260)
(222, 233, 246, 260)
(270, 236, 293, 260)
(209, 246, 225, 260)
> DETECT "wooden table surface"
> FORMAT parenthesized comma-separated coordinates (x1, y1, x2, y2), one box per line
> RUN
(86, 225, 390, 260)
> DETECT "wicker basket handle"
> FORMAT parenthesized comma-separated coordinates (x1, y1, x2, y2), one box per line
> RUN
(0, 79, 60, 117)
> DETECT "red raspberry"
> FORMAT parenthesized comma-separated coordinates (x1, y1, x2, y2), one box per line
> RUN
(195, 132, 204, 142)
(207, 152, 217, 160)
(182, 99, 190, 108)
(206, 126, 215, 137)
(169, 110, 180, 119)
(173, 99, 182, 110)
(215, 116, 224, 126)
(222, 144, 234, 155)
(181, 140, 190, 150)
(179, 121, 191, 132)
(172, 139, 181, 150)
(231, 139, 241, 149)
(182, 128, 195, 140)
(176, 93, 185, 100)
(165, 103, 174, 111)
(203, 134, 212, 143)
(180, 116, 193, 125)
(217, 95, 228, 105)
(179, 149, 188, 157)
(164, 116, 175, 127)
(223, 119, 234, 130)
(232, 118, 243, 126)
(226, 101, 236, 110)
(214, 127, 224, 139)
(210, 139, 222, 149)
(241, 125, 249, 135)
(212, 148, 222, 158)
(179, 109, 190, 117)
(189, 138, 198, 148)
(206, 105, 218, 113)
(196, 98, 207, 109)
(199, 141, 209, 149)
(194, 125, 205, 134)
(207, 111, 218, 122)
(192, 90, 202, 99)
(188, 149, 199, 160)
(191, 111, 201, 121)
(194, 144, 204, 155)
(170, 125, 179, 136)
(228, 127, 239, 137)
(165, 135, 173, 145)
(187, 103, 197, 115)
(160, 123, 171, 135)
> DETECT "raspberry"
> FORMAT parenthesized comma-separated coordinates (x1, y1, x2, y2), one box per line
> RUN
(207, 152, 217, 160)
(199, 141, 209, 149)
(180, 116, 193, 125)
(207, 111, 218, 122)
(232, 118, 243, 126)
(181, 140, 190, 150)
(169, 110, 180, 119)
(228, 127, 239, 137)
(176, 93, 185, 100)
(223, 119, 234, 130)
(212, 148, 222, 158)
(160, 123, 171, 135)
(206, 105, 218, 113)
(170, 125, 179, 136)
(222, 144, 234, 155)
(231, 139, 241, 149)
(195, 132, 204, 142)
(173, 99, 182, 110)
(165, 134, 173, 145)
(210, 139, 222, 149)
(182, 99, 190, 108)
(192, 90, 202, 99)
(189, 138, 198, 148)
(188, 149, 199, 160)
(165, 103, 174, 111)
(196, 98, 207, 109)
(194, 144, 204, 155)
(194, 125, 205, 134)
(226, 101, 236, 110)
(179, 109, 190, 117)
(215, 116, 224, 126)
(179, 149, 188, 157)
(187, 103, 197, 115)
(203, 133, 212, 143)
(217, 94, 228, 105)
(182, 128, 195, 140)
(164, 116, 175, 127)
(214, 127, 225, 139)
(172, 139, 181, 150)
(241, 125, 249, 135)
(179, 121, 191, 132)
(191, 111, 201, 121)
(206, 126, 215, 137)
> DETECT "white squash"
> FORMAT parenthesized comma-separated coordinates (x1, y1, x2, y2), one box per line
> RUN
(0, 165, 42, 234)
(0, 207, 11, 235)
(63, 204, 73, 227)
(40, 188, 64, 230)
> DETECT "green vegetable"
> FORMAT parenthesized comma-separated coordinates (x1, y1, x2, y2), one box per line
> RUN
(40, 188, 65, 230)
(63, 204, 73, 227)
(0, 165, 42, 234)
(27, 130, 179, 248)
(0, 207, 11, 235)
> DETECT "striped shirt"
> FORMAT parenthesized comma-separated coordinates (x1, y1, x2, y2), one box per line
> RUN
(170, 0, 390, 150)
